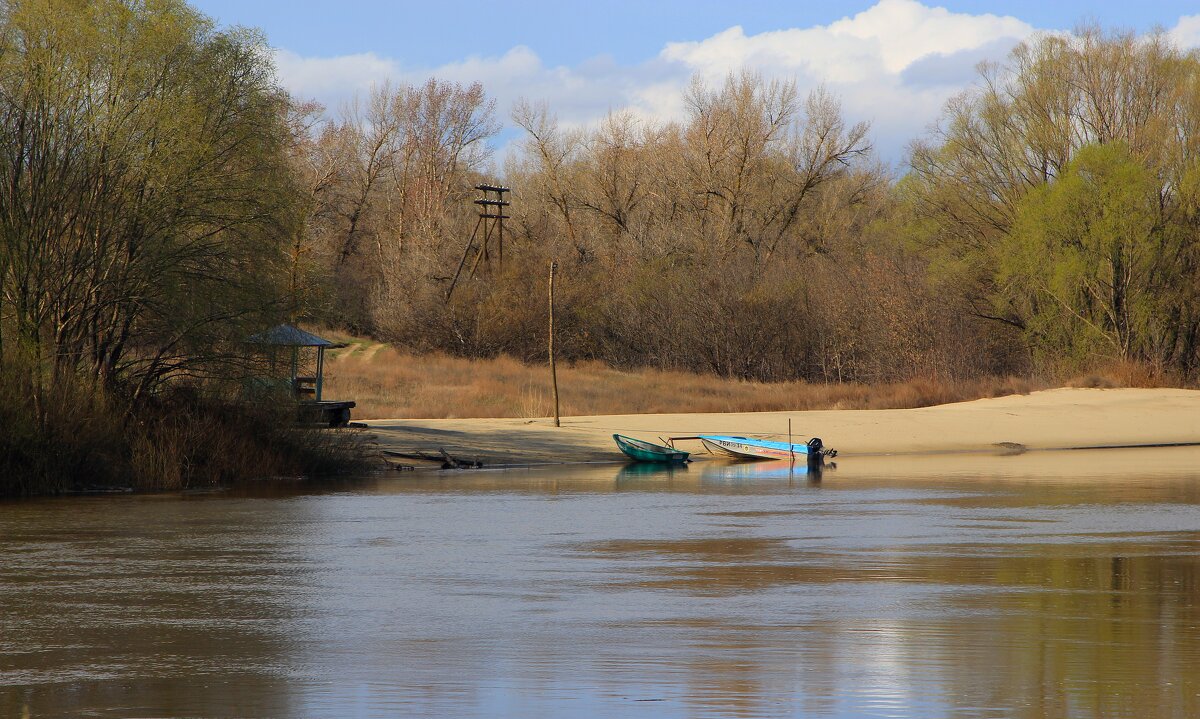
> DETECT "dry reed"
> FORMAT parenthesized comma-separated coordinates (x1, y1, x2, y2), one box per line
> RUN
(0, 373, 373, 496)
(322, 342, 1059, 420)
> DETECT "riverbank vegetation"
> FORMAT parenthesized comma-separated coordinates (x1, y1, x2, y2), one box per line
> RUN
(3, 1, 1199, 494)
(0, 377, 367, 496)
(0, 0, 364, 495)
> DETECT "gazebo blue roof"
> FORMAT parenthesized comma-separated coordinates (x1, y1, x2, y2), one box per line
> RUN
(246, 324, 335, 347)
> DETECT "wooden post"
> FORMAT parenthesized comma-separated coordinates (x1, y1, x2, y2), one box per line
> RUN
(315, 346, 325, 402)
(788, 418, 794, 462)
(549, 260, 560, 427)
(290, 346, 299, 397)
(446, 216, 484, 301)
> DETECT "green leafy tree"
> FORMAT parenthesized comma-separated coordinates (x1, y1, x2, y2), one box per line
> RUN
(1000, 143, 1185, 366)
(0, 0, 297, 413)
(908, 27, 1200, 374)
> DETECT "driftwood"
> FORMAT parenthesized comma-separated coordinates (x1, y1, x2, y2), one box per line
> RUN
(383, 448, 483, 470)
(439, 448, 483, 469)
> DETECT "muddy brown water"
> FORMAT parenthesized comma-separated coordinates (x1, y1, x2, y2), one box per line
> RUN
(3, 447, 1200, 718)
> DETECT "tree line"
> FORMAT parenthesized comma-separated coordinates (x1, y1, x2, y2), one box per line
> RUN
(294, 27, 1200, 383)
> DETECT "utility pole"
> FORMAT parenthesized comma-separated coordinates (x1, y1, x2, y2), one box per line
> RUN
(549, 260, 560, 427)
(446, 183, 510, 301)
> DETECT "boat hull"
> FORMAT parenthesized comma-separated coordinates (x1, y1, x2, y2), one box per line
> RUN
(699, 435, 814, 461)
(613, 434, 690, 463)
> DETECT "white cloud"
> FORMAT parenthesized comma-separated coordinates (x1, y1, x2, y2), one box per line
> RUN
(273, 44, 646, 131)
(269, 1, 1198, 166)
(661, 0, 1032, 81)
(273, 49, 401, 108)
(657, 0, 1037, 160)
(1169, 14, 1200, 49)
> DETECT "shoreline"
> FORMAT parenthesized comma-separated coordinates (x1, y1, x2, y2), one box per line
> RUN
(363, 387, 1200, 468)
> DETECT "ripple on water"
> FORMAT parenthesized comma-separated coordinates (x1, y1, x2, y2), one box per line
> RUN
(3, 452, 1200, 718)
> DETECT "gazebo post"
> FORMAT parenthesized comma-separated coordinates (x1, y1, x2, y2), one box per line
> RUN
(315, 346, 325, 402)
(290, 346, 299, 394)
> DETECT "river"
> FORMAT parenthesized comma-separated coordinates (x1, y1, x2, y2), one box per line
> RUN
(3, 447, 1200, 718)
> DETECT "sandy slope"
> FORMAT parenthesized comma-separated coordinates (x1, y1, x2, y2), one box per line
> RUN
(362, 387, 1200, 466)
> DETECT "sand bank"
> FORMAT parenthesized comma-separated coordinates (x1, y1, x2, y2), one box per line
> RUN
(363, 387, 1200, 467)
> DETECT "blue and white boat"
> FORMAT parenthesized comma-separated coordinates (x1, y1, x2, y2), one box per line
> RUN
(699, 435, 834, 462)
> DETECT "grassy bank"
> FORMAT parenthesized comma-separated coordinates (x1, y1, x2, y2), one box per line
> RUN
(0, 379, 372, 497)
(322, 334, 1179, 420)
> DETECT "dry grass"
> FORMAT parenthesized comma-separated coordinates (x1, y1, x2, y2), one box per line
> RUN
(322, 339, 1059, 420)
(1064, 359, 1179, 390)
(317, 324, 1191, 421)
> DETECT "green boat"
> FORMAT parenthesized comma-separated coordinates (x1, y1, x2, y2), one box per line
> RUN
(613, 434, 690, 463)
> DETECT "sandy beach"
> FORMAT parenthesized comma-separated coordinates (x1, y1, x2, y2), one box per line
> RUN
(363, 387, 1200, 467)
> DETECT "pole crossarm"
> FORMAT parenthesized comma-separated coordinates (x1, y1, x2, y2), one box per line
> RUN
(445, 183, 512, 301)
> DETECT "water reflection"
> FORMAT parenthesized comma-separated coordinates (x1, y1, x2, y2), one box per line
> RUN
(697, 458, 829, 484)
(2, 447, 1200, 717)
(615, 461, 690, 485)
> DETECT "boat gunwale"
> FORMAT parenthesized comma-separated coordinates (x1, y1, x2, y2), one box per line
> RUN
(699, 435, 814, 461)
(613, 434, 690, 463)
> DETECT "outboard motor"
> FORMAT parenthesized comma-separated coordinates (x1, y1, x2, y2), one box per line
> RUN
(806, 437, 824, 466)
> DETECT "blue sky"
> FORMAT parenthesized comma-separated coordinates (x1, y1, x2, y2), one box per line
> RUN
(189, 1, 1200, 165)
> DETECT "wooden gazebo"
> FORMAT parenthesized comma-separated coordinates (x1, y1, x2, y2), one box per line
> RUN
(246, 324, 356, 426)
